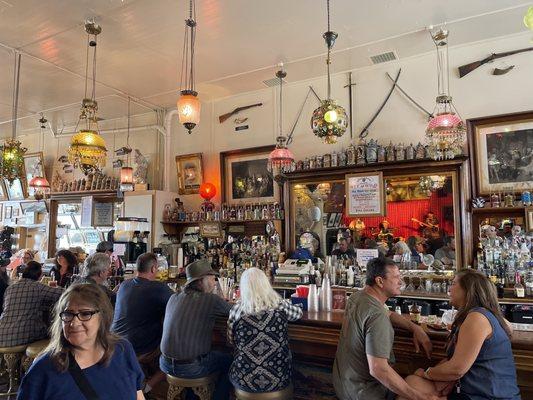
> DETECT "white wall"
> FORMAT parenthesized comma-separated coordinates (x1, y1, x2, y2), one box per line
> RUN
(170, 32, 533, 209)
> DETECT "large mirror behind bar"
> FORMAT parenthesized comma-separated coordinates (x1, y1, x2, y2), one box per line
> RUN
(290, 171, 461, 270)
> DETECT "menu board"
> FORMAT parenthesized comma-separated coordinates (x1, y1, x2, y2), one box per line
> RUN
(93, 202, 114, 227)
(345, 172, 385, 217)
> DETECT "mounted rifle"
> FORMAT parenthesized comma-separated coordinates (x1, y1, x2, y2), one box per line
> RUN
(458, 46, 533, 78)
(218, 102, 263, 123)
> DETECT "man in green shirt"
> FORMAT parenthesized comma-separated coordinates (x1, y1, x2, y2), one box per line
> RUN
(333, 257, 442, 400)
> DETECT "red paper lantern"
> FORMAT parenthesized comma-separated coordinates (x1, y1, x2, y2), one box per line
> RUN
(199, 182, 216, 201)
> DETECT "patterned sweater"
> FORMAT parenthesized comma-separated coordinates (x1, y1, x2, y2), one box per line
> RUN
(227, 300, 302, 393)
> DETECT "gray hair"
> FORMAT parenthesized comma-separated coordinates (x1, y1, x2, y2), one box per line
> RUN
(393, 241, 410, 255)
(83, 253, 111, 278)
(239, 267, 281, 315)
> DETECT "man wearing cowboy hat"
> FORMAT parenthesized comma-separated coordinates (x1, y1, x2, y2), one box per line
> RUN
(160, 259, 232, 400)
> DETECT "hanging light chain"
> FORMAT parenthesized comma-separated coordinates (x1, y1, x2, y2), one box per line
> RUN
(11, 51, 21, 140)
(180, 0, 197, 93)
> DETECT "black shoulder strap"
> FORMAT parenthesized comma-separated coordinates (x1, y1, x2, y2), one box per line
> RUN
(68, 353, 100, 400)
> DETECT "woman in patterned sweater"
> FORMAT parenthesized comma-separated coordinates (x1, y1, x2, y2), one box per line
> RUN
(227, 267, 303, 394)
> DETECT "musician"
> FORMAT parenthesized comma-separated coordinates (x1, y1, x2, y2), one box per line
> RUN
(418, 212, 443, 254)
(377, 220, 394, 243)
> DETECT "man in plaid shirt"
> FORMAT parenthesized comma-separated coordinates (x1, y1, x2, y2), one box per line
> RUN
(0, 262, 63, 347)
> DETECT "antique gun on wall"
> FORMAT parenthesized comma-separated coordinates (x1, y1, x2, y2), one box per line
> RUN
(458, 46, 533, 78)
(218, 102, 263, 123)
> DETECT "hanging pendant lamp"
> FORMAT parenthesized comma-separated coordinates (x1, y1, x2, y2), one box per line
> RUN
(425, 28, 465, 160)
(177, 0, 201, 134)
(268, 68, 295, 173)
(1, 52, 27, 184)
(68, 20, 107, 175)
(311, 0, 348, 144)
(29, 118, 50, 200)
(120, 97, 134, 192)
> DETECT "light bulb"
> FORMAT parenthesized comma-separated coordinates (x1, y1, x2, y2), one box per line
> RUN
(324, 109, 338, 123)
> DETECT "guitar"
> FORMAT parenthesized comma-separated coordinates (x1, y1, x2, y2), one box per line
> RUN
(411, 217, 439, 229)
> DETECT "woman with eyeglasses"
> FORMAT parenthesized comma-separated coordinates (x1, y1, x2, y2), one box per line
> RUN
(18, 283, 145, 400)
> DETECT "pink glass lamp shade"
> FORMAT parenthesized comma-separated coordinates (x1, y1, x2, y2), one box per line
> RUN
(199, 182, 216, 201)
(426, 113, 464, 135)
(29, 176, 50, 200)
(268, 136, 295, 173)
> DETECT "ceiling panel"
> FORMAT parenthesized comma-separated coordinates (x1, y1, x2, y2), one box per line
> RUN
(0, 0, 530, 137)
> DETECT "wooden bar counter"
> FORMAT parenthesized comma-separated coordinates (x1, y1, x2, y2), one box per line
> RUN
(214, 311, 533, 398)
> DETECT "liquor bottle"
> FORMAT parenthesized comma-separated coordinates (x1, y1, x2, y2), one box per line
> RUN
(525, 272, 533, 297)
(514, 272, 525, 298)
(410, 303, 421, 323)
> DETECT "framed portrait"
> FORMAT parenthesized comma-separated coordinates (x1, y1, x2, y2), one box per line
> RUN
(4, 178, 26, 200)
(0, 180, 8, 201)
(175, 153, 203, 195)
(4, 206, 12, 220)
(467, 110, 533, 196)
(346, 172, 386, 217)
(220, 145, 278, 205)
(24, 152, 45, 195)
(199, 221, 223, 238)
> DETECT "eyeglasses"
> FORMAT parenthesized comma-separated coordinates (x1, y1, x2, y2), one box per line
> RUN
(59, 310, 99, 322)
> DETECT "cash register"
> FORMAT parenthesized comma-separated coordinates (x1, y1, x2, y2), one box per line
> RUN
(274, 259, 313, 284)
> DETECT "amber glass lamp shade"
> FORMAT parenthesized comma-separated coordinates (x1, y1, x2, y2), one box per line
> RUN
(199, 182, 216, 201)
(68, 129, 107, 175)
(120, 166, 134, 192)
(178, 90, 201, 134)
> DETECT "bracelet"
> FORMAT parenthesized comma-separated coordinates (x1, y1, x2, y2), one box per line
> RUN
(424, 367, 431, 380)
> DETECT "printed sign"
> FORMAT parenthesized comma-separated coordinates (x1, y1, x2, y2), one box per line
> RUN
(346, 172, 385, 217)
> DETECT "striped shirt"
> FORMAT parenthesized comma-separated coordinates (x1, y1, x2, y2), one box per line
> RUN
(0, 279, 63, 347)
(161, 290, 231, 360)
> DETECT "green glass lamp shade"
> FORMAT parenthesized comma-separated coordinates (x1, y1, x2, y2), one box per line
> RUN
(525, 6, 533, 30)
(311, 99, 348, 144)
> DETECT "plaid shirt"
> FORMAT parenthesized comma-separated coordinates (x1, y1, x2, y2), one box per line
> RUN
(227, 299, 302, 344)
(0, 279, 63, 347)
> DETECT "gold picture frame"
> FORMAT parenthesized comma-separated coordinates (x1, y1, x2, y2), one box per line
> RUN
(199, 221, 222, 238)
(468, 111, 533, 196)
(175, 153, 203, 195)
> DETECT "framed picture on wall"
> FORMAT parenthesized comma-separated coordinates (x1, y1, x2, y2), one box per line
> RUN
(24, 152, 45, 196)
(467, 110, 533, 196)
(220, 145, 278, 204)
(199, 221, 222, 238)
(175, 153, 203, 195)
(4, 205, 12, 220)
(4, 178, 26, 200)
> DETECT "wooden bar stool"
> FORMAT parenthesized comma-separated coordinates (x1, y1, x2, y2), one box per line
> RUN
(0, 344, 28, 395)
(166, 372, 218, 400)
(235, 384, 293, 400)
(22, 339, 49, 372)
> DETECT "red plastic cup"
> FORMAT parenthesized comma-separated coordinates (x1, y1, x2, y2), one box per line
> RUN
(296, 285, 309, 298)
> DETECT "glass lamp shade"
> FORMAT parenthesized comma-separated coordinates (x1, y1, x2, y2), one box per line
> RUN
(120, 167, 134, 192)
(178, 90, 201, 134)
(311, 99, 348, 144)
(525, 6, 533, 30)
(29, 176, 50, 200)
(199, 182, 216, 201)
(267, 136, 295, 173)
(425, 107, 466, 160)
(68, 129, 107, 175)
(1, 139, 27, 184)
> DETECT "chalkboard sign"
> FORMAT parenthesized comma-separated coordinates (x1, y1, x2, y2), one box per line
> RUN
(345, 172, 386, 217)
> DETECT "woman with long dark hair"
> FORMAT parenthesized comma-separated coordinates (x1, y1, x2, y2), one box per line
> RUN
(400, 269, 520, 400)
(51, 249, 78, 288)
(18, 284, 145, 399)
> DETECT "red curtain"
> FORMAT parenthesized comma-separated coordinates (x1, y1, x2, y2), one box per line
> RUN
(345, 192, 454, 240)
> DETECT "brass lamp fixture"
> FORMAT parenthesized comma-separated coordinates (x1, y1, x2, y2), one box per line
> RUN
(68, 20, 107, 175)
(29, 117, 50, 200)
(177, 0, 201, 134)
(1, 52, 27, 184)
(425, 28, 465, 160)
(310, 0, 348, 144)
(120, 97, 134, 192)
(268, 68, 295, 173)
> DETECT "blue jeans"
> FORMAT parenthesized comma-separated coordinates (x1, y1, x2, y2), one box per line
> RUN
(160, 351, 232, 400)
